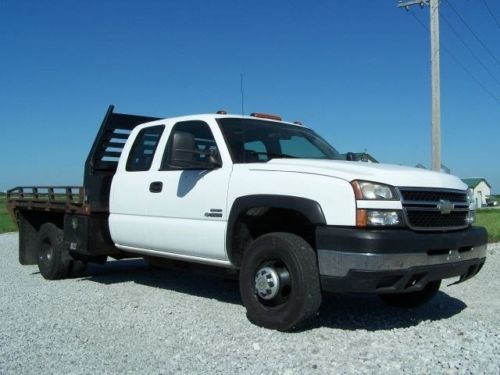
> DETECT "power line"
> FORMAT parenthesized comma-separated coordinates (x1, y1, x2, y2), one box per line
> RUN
(440, 11, 500, 87)
(409, 11, 500, 105)
(443, 0, 500, 68)
(481, 0, 500, 28)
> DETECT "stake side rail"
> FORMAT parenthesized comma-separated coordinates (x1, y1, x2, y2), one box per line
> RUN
(6, 186, 90, 217)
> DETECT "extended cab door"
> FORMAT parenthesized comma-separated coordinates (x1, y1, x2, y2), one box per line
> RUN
(109, 124, 165, 248)
(145, 119, 232, 261)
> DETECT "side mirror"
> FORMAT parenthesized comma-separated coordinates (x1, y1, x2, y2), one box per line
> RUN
(170, 131, 221, 170)
(346, 152, 355, 161)
(171, 131, 195, 165)
(206, 150, 222, 168)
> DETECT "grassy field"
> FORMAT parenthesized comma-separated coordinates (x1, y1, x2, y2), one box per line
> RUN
(476, 209, 500, 243)
(0, 197, 499, 242)
(0, 197, 17, 234)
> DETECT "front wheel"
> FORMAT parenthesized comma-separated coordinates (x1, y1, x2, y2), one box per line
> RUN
(378, 280, 441, 308)
(239, 232, 322, 331)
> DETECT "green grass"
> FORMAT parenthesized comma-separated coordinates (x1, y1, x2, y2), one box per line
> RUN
(0, 197, 17, 234)
(476, 209, 500, 243)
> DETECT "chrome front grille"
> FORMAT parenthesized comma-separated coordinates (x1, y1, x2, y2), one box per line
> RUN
(399, 188, 469, 231)
(399, 190, 467, 203)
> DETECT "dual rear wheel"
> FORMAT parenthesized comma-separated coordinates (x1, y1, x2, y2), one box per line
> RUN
(36, 223, 87, 280)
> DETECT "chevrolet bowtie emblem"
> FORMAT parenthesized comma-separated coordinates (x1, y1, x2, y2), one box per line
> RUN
(437, 199, 454, 214)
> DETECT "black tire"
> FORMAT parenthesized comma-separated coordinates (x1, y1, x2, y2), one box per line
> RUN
(239, 232, 322, 331)
(379, 280, 441, 308)
(68, 259, 87, 277)
(36, 223, 70, 280)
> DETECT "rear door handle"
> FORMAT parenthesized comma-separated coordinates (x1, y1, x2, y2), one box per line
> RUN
(149, 181, 163, 193)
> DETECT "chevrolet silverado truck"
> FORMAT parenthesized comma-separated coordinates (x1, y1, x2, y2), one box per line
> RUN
(7, 105, 487, 330)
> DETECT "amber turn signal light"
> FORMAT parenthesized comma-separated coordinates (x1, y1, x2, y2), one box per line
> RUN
(356, 209, 367, 227)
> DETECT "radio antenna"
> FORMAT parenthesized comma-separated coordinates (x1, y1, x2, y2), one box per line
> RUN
(240, 73, 245, 116)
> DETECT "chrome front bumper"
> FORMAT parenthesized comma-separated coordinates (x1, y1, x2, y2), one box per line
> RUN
(316, 226, 488, 293)
(318, 244, 487, 277)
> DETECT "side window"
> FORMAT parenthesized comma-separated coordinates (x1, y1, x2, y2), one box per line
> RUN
(161, 121, 219, 170)
(126, 125, 164, 171)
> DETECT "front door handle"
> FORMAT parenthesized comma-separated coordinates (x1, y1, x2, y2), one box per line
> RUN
(149, 181, 163, 193)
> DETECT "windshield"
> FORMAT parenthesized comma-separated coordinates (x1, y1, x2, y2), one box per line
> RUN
(217, 118, 343, 163)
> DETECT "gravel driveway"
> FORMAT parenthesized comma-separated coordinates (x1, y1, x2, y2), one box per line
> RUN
(1, 232, 499, 374)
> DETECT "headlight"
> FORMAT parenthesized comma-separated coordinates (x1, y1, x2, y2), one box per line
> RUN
(466, 210, 476, 225)
(351, 181, 397, 200)
(466, 188, 476, 225)
(467, 188, 475, 209)
(356, 209, 403, 227)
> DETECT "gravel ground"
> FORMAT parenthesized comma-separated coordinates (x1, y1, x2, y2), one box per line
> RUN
(0, 232, 499, 374)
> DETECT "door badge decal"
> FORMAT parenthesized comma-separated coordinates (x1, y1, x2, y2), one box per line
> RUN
(204, 209, 223, 218)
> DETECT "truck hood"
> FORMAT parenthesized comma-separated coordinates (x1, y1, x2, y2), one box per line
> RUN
(249, 159, 467, 190)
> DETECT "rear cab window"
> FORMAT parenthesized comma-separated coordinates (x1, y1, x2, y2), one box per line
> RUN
(126, 125, 164, 171)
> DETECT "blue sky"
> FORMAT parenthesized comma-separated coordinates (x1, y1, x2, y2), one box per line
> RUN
(1, 0, 499, 192)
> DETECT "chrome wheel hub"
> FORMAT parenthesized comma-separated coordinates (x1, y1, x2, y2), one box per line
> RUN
(40, 242, 53, 263)
(254, 266, 280, 300)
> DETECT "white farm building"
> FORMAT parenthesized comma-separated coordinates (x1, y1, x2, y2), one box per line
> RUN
(461, 178, 491, 208)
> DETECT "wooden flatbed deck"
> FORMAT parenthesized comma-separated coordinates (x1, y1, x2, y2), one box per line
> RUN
(6, 186, 89, 221)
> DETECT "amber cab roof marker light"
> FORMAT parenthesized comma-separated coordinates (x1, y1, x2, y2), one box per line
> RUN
(250, 112, 282, 121)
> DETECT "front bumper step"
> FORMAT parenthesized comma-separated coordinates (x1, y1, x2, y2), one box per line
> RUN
(317, 244, 487, 277)
(315, 226, 488, 294)
(320, 257, 485, 294)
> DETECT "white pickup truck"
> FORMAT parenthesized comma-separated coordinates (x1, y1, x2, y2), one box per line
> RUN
(7, 105, 487, 330)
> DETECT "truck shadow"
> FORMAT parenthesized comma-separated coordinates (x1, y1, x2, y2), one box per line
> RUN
(83, 259, 467, 332)
(305, 291, 466, 332)
(83, 258, 242, 305)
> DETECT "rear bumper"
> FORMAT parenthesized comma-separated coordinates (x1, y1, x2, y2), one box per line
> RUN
(316, 226, 487, 293)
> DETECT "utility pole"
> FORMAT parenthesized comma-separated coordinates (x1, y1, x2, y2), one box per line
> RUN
(398, 0, 441, 172)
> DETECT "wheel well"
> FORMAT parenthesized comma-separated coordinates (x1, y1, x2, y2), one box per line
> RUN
(228, 207, 317, 267)
(18, 210, 64, 232)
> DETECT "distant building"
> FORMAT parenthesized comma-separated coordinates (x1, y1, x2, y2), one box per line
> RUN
(461, 178, 491, 208)
(341, 152, 378, 163)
